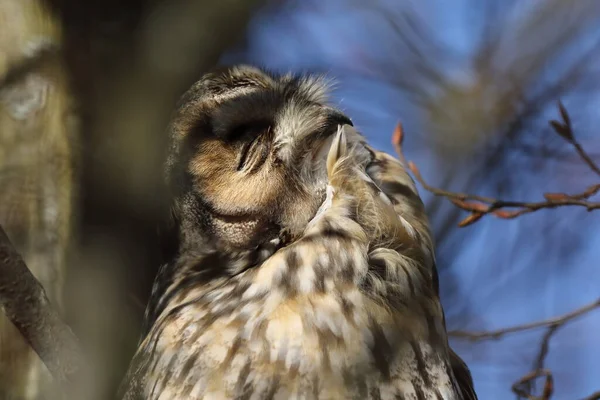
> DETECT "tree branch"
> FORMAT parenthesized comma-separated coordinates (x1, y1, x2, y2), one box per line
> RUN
(511, 369, 554, 400)
(392, 102, 600, 228)
(448, 298, 600, 341)
(449, 298, 600, 400)
(0, 224, 84, 389)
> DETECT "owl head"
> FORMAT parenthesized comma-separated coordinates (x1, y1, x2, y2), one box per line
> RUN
(164, 65, 368, 253)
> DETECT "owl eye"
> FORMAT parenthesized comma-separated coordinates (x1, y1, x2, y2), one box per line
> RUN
(231, 121, 272, 171)
(237, 137, 257, 171)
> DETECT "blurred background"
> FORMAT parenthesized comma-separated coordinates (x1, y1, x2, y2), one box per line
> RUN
(0, 0, 599, 399)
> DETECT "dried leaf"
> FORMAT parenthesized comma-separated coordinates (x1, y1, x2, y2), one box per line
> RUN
(544, 192, 568, 201)
(450, 199, 465, 208)
(408, 161, 418, 174)
(558, 101, 571, 128)
(392, 122, 404, 146)
(458, 213, 483, 227)
(450, 199, 489, 212)
(493, 210, 521, 219)
(549, 120, 573, 141)
(541, 374, 554, 400)
(582, 183, 600, 197)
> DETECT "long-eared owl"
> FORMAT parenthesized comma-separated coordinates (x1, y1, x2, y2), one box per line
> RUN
(120, 65, 477, 400)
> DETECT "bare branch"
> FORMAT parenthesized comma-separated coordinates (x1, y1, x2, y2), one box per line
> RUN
(392, 103, 600, 227)
(447, 296, 599, 400)
(448, 298, 600, 399)
(550, 101, 600, 177)
(511, 369, 554, 400)
(448, 298, 600, 341)
(0, 224, 84, 389)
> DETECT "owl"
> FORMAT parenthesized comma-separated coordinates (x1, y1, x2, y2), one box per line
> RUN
(119, 65, 477, 400)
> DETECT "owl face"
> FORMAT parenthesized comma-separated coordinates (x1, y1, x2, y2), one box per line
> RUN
(165, 65, 364, 251)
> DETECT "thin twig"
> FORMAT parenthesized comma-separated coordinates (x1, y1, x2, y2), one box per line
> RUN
(448, 281, 599, 400)
(511, 369, 554, 400)
(526, 325, 560, 396)
(554, 101, 600, 177)
(392, 103, 600, 227)
(571, 140, 600, 177)
(449, 298, 600, 340)
(446, 287, 599, 400)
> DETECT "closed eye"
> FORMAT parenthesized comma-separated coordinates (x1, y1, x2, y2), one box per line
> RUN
(231, 122, 272, 171)
(237, 137, 256, 171)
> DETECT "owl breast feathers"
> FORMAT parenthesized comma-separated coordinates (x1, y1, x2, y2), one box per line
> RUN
(119, 65, 477, 400)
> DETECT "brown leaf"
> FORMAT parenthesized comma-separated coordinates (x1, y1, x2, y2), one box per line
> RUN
(493, 210, 521, 219)
(541, 374, 554, 400)
(549, 120, 573, 141)
(392, 122, 404, 146)
(450, 199, 489, 212)
(558, 101, 571, 128)
(544, 192, 568, 201)
(458, 213, 483, 227)
(408, 161, 418, 174)
(582, 183, 600, 197)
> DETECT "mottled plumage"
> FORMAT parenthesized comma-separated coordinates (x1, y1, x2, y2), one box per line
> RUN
(120, 65, 477, 400)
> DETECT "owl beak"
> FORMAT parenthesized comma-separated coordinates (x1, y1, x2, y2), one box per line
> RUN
(323, 106, 353, 127)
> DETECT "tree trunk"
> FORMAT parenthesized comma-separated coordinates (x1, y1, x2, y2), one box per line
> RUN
(0, 1, 77, 398)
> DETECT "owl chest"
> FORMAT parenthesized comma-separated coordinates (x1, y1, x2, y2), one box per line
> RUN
(173, 288, 378, 371)
(148, 289, 457, 400)
(149, 288, 395, 396)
